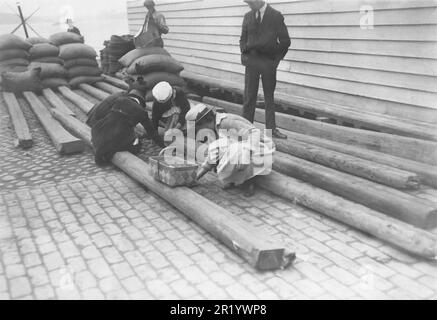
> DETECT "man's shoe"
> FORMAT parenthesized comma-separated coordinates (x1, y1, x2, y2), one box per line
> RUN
(272, 129, 287, 140)
(243, 182, 256, 198)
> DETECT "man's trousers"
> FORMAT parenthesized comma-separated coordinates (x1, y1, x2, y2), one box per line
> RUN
(242, 59, 277, 130)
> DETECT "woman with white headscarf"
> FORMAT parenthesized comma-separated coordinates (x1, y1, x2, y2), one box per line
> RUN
(185, 104, 275, 197)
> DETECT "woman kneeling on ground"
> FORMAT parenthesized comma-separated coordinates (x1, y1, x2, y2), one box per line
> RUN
(186, 104, 275, 197)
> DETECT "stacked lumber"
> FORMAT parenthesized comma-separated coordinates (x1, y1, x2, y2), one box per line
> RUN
(48, 108, 295, 271)
(201, 96, 437, 231)
(181, 137, 437, 259)
(203, 97, 437, 166)
(274, 153, 437, 229)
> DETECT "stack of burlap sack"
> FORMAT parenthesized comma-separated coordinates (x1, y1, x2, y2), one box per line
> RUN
(0, 34, 43, 92)
(105, 35, 135, 75)
(119, 47, 186, 100)
(28, 37, 68, 89)
(50, 32, 102, 87)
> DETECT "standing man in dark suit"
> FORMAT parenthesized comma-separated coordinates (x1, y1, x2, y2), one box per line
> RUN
(240, 0, 291, 139)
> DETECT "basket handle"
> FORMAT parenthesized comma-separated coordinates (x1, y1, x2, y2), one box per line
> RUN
(159, 146, 178, 157)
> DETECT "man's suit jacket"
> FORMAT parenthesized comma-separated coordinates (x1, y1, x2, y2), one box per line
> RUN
(240, 5, 291, 69)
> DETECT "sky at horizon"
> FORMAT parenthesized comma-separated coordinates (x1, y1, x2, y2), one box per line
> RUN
(0, 0, 131, 21)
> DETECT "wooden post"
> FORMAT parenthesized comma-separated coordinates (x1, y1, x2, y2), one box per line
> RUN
(79, 83, 110, 101)
(42, 88, 76, 117)
(102, 74, 129, 90)
(257, 172, 437, 259)
(49, 110, 295, 271)
(3, 92, 33, 149)
(17, 4, 29, 38)
(273, 129, 437, 189)
(94, 82, 124, 94)
(58, 86, 94, 114)
(22, 92, 84, 155)
(274, 153, 437, 229)
(274, 138, 420, 189)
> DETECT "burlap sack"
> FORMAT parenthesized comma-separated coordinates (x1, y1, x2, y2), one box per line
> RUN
(119, 47, 170, 67)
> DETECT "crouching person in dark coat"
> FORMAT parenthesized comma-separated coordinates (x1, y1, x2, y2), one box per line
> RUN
(86, 76, 164, 166)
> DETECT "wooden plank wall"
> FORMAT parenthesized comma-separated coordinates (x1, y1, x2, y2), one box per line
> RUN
(127, 0, 437, 123)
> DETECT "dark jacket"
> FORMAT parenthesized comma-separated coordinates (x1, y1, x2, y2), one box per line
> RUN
(68, 26, 81, 36)
(151, 87, 190, 130)
(86, 92, 163, 165)
(240, 5, 291, 67)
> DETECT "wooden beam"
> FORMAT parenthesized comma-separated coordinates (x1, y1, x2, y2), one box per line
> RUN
(183, 137, 437, 259)
(270, 128, 437, 189)
(79, 83, 110, 101)
(274, 92, 437, 142)
(274, 153, 437, 229)
(50, 110, 295, 271)
(50, 108, 92, 145)
(3, 92, 33, 149)
(274, 138, 420, 190)
(42, 88, 76, 117)
(257, 172, 437, 259)
(94, 82, 124, 94)
(22, 92, 84, 155)
(58, 86, 94, 114)
(102, 74, 129, 90)
(203, 97, 437, 166)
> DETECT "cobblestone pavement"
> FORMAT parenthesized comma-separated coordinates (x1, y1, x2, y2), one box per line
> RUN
(1, 92, 437, 300)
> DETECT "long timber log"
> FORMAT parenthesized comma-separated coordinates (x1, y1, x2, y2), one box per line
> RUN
(274, 138, 420, 189)
(203, 97, 437, 166)
(79, 83, 110, 101)
(257, 171, 437, 259)
(58, 86, 94, 114)
(42, 88, 76, 117)
(22, 92, 84, 155)
(272, 129, 437, 189)
(3, 92, 33, 149)
(274, 153, 437, 229)
(95, 82, 124, 94)
(182, 137, 437, 259)
(102, 74, 129, 90)
(50, 109, 295, 271)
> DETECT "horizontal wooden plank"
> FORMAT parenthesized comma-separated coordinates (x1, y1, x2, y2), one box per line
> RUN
(181, 69, 437, 123)
(164, 36, 437, 60)
(160, 7, 437, 26)
(173, 53, 437, 109)
(128, 0, 437, 14)
(166, 44, 437, 87)
(158, 25, 437, 41)
(164, 40, 437, 78)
